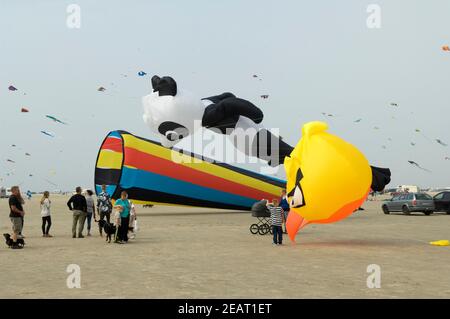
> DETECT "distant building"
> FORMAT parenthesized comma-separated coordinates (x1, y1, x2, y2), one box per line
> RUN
(397, 185, 419, 193)
(0, 187, 12, 198)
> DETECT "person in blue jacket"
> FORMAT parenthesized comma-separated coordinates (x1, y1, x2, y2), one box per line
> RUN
(280, 189, 290, 233)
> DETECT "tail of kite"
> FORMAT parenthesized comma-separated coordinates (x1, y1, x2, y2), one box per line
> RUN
(94, 131, 286, 210)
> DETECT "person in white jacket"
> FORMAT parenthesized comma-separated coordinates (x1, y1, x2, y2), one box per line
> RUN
(128, 203, 137, 239)
(40, 191, 52, 237)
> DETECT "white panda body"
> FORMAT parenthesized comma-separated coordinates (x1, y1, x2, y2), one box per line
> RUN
(142, 88, 206, 148)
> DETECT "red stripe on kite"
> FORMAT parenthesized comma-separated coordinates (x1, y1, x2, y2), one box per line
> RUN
(101, 137, 123, 153)
(123, 147, 278, 201)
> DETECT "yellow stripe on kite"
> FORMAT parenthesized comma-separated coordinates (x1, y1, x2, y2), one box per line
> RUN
(122, 134, 283, 195)
(96, 149, 123, 169)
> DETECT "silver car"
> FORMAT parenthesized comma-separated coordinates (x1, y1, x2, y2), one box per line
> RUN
(382, 193, 435, 215)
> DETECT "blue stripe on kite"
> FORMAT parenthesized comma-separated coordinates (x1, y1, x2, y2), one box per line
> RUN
(108, 131, 122, 139)
(95, 184, 117, 197)
(119, 167, 257, 207)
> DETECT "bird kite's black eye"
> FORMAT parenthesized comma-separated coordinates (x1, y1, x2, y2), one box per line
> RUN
(287, 168, 306, 208)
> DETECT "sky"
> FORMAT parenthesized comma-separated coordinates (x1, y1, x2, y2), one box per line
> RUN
(1, 0, 450, 192)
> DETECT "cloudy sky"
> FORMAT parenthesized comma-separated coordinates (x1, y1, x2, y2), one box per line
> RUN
(1, 0, 449, 191)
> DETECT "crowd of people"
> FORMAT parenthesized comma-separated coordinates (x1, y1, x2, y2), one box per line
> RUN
(5, 184, 292, 249)
(5, 184, 138, 249)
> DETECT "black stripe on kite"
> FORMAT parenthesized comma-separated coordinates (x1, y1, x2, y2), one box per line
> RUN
(95, 168, 122, 186)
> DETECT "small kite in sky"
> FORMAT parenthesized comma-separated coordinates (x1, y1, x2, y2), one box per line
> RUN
(442, 45, 450, 51)
(436, 139, 448, 146)
(411, 142, 416, 146)
(46, 115, 67, 125)
(41, 131, 55, 138)
(390, 102, 398, 107)
(408, 160, 431, 172)
(97, 86, 106, 92)
(6, 159, 15, 163)
(11, 144, 16, 147)
(354, 118, 362, 123)
(44, 179, 58, 187)
(415, 128, 432, 142)
(8, 85, 17, 91)
(29, 174, 33, 177)
(138, 71, 147, 76)
(21, 107, 29, 113)
(260, 95, 269, 99)
(252, 74, 258, 78)
(25, 153, 31, 156)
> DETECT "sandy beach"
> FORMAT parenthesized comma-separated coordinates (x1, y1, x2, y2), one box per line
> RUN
(0, 195, 449, 299)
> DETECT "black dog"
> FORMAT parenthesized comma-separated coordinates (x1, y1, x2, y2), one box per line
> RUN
(3, 233, 25, 248)
(98, 220, 116, 243)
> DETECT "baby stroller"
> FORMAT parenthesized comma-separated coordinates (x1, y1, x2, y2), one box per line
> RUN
(250, 200, 273, 235)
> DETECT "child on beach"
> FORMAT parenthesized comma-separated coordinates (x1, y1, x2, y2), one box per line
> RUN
(128, 203, 137, 239)
(267, 198, 284, 245)
(113, 205, 122, 242)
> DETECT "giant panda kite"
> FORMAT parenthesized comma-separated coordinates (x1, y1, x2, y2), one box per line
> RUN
(142, 75, 390, 191)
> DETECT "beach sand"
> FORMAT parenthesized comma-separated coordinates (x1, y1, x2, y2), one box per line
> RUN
(0, 195, 449, 298)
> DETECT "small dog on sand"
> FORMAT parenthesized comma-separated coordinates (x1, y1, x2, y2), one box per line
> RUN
(3, 233, 25, 248)
(98, 220, 116, 243)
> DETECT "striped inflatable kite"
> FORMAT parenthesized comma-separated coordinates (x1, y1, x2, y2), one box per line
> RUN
(95, 131, 286, 210)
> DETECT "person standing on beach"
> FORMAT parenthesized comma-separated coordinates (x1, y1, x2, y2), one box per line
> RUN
(85, 190, 95, 236)
(67, 187, 87, 238)
(128, 202, 137, 240)
(8, 186, 25, 249)
(267, 198, 284, 245)
(97, 184, 112, 237)
(40, 191, 52, 237)
(113, 191, 131, 244)
(280, 189, 290, 233)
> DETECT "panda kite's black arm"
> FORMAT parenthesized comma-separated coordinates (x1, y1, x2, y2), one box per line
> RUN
(202, 97, 264, 128)
(202, 92, 236, 104)
(370, 166, 391, 192)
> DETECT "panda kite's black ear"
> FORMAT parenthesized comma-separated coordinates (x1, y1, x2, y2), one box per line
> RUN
(151, 75, 161, 91)
(151, 75, 177, 96)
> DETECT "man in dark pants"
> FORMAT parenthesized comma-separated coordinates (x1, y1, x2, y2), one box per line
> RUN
(280, 189, 290, 234)
(96, 184, 112, 237)
(268, 199, 284, 245)
(67, 187, 87, 238)
(8, 186, 25, 249)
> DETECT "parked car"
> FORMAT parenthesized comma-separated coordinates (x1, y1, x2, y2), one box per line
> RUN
(433, 191, 450, 214)
(382, 193, 435, 215)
